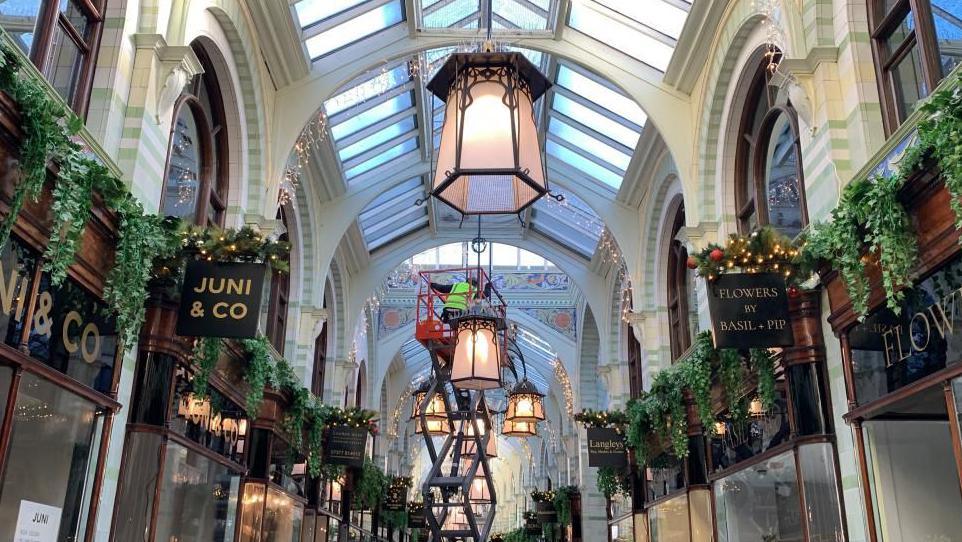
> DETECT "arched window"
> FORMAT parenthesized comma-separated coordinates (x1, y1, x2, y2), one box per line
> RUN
(160, 43, 228, 226)
(667, 204, 693, 361)
(735, 50, 807, 238)
(267, 206, 291, 354)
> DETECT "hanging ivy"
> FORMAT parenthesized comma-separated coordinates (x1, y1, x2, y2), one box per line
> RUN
(552, 486, 578, 526)
(751, 348, 778, 410)
(718, 348, 747, 421)
(680, 331, 715, 432)
(353, 457, 389, 510)
(190, 337, 221, 398)
(241, 336, 273, 417)
(596, 466, 631, 499)
(912, 77, 962, 233)
(43, 152, 96, 285)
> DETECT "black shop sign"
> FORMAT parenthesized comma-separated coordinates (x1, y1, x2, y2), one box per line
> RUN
(177, 261, 265, 338)
(706, 273, 794, 348)
(587, 427, 627, 468)
(323, 426, 368, 467)
(408, 509, 426, 529)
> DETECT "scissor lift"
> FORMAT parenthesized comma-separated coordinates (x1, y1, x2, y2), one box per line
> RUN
(414, 268, 508, 541)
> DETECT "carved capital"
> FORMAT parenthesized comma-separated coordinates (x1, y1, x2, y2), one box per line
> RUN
(132, 34, 204, 124)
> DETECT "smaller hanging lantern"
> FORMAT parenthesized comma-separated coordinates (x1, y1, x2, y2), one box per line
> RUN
(469, 473, 492, 504)
(459, 419, 497, 458)
(505, 379, 545, 423)
(442, 507, 469, 530)
(410, 380, 448, 421)
(502, 418, 537, 437)
(416, 417, 452, 436)
(451, 314, 503, 390)
(749, 397, 767, 418)
(713, 421, 728, 437)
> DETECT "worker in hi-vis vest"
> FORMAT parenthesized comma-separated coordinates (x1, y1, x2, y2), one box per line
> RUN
(430, 276, 490, 323)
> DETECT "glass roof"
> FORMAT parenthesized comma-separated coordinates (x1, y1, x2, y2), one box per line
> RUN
(358, 177, 429, 250)
(567, 0, 691, 71)
(418, 0, 557, 31)
(531, 191, 604, 258)
(545, 62, 644, 190)
(297, 0, 407, 60)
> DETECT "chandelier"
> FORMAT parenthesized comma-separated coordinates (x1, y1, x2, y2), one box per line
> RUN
(451, 314, 503, 390)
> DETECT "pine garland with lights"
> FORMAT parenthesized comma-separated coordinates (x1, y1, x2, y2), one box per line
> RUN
(692, 226, 805, 288)
(530, 489, 554, 502)
(572, 409, 628, 428)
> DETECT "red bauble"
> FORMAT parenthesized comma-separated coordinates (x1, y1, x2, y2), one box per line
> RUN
(686, 256, 697, 269)
(787, 286, 800, 299)
(709, 248, 724, 262)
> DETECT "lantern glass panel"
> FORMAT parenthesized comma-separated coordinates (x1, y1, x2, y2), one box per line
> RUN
(503, 418, 537, 437)
(451, 322, 501, 390)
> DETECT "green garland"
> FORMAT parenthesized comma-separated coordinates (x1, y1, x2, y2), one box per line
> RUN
(751, 348, 778, 410)
(680, 332, 714, 432)
(241, 336, 272, 417)
(572, 408, 628, 428)
(353, 457, 388, 510)
(552, 486, 578, 526)
(190, 337, 221, 398)
(693, 226, 804, 286)
(596, 466, 631, 499)
(530, 489, 554, 502)
(718, 348, 747, 421)
(43, 152, 96, 285)
(912, 76, 962, 234)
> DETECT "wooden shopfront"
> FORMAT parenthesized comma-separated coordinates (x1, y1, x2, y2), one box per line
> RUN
(823, 128, 962, 542)
(0, 84, 124, 542)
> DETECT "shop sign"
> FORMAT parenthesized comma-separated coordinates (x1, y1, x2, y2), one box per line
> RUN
(586, 427, 627, 468)
(384, 498, 406, 512)
(324, 426, 368, 467)
(706, 273, 793, 348)
(14, 500, 61, 542)
(848, 310, 900, 351)
(176, 394, 246, 451)
(536, 501, 558, 523)
(873, 284, 962, 368)
(525, 518, 541, 534)
(408, 510, 426, 529)
(177, 261, 265, 338)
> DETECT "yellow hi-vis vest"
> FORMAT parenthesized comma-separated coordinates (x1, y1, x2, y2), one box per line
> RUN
(444, 282, 471, 311)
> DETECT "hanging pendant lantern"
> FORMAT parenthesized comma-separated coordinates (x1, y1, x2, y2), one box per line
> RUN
(427, 50, 552, 216)
(469, 472, 492, 504)
(442, 507, 470, 530)
(459, 419, 498, 458)
(410, 380, 449, 421)
(416, 417, 452, 436)
(749, 397, 767, 418)
(505, 379, 545, 423)
(502, 418, 537, 438)
(451, 314, 503, 390)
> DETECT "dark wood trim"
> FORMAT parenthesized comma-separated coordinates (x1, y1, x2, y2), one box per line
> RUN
(942, 381, 962, 499)
(843, 361, 962, 422)
(0, 342, 121, 409)
(0, 367, 22, 481)
(852, 421, 879, 542)
(83, 410, 114, 542)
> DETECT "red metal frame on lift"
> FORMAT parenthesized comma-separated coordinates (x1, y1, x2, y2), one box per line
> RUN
(414, 267, 507, 343)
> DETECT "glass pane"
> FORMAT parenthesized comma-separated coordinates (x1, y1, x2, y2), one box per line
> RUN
(714, 450, 802, 542)
(0, 366, 10, 427)
(763, 113, 804, 237)
(45, 26, 83, 105)
(0, 238, 38, 351)
(0, 0, 42, 53)
(325, 65, 411, 116)
(847, 255, 962, 405)
(493, 0, 548, 30)
(555, 65, 646, 127)
(548, 119, 631, 170)
(891, 44, 927, 120)
(932, 1, 962, 76)
(423, 0, 479, 28)
(164, 105, 204, 220)
(552, 93, 640, 148)
(263, 487, 305, 542)
(646, 453, 684, 501)
(568, 2, 675, 71)
(338, 116, 416, 161)
(610, 513, 634, 542)
(111, 431, 163, 541)
(437, 243, 464, 267)
(546, 140, 624, 188)
(491, 244, 518, 267)
(154, 441, 241, 542)
(60, 0, 90, 37)
(863, 405, 962, 541)
(304, 1, 404, 59)
(884, 10, 915, 51)
(594, 0, 688, 39)
(797, 443, 846, 541)
(343, 137, 417, 179)
(0, 373, 104, 542)
(330, 92, 414, 140)
(648, 493, 690, 542)
(294, 0, 368, 27)
(239, 483, 266, 540)
(711, 390, 791, 472)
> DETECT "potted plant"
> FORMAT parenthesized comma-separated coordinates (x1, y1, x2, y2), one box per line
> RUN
(531, 490, 558, 523)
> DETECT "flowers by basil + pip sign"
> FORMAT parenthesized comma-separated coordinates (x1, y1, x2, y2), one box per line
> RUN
(586, 427, 627, 468)
(706, 273, 793, 348)
(177, 261, 266, 338)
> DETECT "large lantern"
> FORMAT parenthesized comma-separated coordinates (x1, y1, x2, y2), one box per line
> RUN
(416, 417, 452, 436)
(505, 379, 545, 423)
(427, 50, 552, 215)
(451, 315, 503, 390)
(469, 472, 492, 504)
(410, 380, 448, 421)
(459, 419, 497, 458)
(502, 418, 537, 438)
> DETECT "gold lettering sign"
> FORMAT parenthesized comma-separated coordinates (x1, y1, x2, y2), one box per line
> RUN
(177, 394, 245, 450)
(880, 284, 962, 367)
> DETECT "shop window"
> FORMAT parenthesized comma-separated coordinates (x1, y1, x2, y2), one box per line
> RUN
(0, 0, 103, 114)
(154, 442, 241, 542)
(161, 43, 228, 226)
(714, 450, 802, 542)
(870, 1, 962, 131)
(667, 203, 694, 361)
(111, 431, 162, 540)
(648, 493, 691, 542)
(847, 255, 962, 406)
(711, 391, 791, 472)
(797, 443, 846, 540)
(0, 372, 105, 541)
(626, 319, 642, 399)
(646, 453, 685, 502)
(862, 384, 962, 541)
(734, 50, 808, 238)
(238, 483, 304, 542)
(267, 206, 291, 355)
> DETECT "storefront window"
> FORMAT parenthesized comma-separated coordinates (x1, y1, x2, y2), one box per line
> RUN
(610, 512, 633, 542)
(154, 441, 240, 542)
(862, 384, 962, 541)
(170, 365, 248, 464)
(848, 256, 962, 405)
(646, 454, 685, 501)
(714, 450, 802, 542)
(265, 487, 304, 542)
(648, 493, 690, 542)
(0, 238, 38, 350)
(711, 394, 791, 472)
(111, 431, 163, 541)
(762, 112, 804, 238)
(0, 372, 104, 541)
(797, 443, 845, 540)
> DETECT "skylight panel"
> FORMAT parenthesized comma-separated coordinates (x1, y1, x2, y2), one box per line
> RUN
(546, 141, 623, 188)
(555, 65, 646, 127)
(493, 0, 549, 30)
(360, 177, 424, 217)
(423, 0, 480, 27)
(594, 0, 688, 39)
(368, 216, 428, 250)
(325, 65, 411, 116)
(548, 119, 631, 170)
(338, 117, 417, 161)
(305, 1, 404, 59)
(552, 93, 639, 148)
(568, 2, 675, 71)
(330, 91, 414, 140)
(294, 0, 369, 27)
(344, 137, 418, 179)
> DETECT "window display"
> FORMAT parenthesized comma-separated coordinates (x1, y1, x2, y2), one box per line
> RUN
(714, 450, 802, 542)
(648, 494, 690, 542)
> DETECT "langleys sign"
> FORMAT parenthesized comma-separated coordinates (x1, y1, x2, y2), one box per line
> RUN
(177, 261, 266, 338)
(706, 273, 794, 348)
(586, 427, 627, 468)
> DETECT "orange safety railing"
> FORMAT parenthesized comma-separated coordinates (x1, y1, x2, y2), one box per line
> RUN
(415, 267, 507, 343)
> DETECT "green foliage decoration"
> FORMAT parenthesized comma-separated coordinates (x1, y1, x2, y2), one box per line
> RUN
(751, 348, 778, 410)
(552, 485, 578, 526)
(718, 348, 747, 421)
(693, 226, 804, 285)
(572, 408, 628, 427)
(353, 457, 388, 510)
(680, 332, 715, 432)
(912, 76, 962, 234)
(241, 336, 272, 417)
(530, 489, 554, 502)
(190, 337, 221, 398)
(596, 466, 631, 499)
